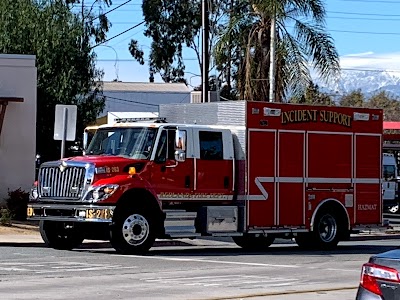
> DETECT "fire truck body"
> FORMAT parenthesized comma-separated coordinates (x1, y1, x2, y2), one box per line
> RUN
(27, 101, 384, 253)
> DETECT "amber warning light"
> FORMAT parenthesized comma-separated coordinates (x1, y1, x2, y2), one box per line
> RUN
(129, 167, 136, 175)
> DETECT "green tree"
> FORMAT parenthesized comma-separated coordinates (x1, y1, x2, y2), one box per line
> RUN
(130, 0, 229, 83)
(289, 82, 334, 105)
(338, 90, 365, 107)
(215, 0, 340, 101)
(0, 0, 105, 161)
(365, 91, 400, 121)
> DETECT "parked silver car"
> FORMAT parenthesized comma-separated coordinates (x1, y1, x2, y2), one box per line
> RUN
(356, 249, 400, 299)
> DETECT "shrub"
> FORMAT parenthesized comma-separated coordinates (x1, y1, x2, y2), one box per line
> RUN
(5, 188, 29, 221)
(0, 208, 13, 226)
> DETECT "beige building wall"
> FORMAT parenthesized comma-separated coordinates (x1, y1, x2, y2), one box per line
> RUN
(0, 54, 37, 204)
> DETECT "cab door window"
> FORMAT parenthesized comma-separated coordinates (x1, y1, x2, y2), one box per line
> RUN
(199, 131, 223, 160)
(155, 129, 177, 163)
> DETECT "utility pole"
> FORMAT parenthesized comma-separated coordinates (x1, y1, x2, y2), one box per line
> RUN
(202, 0, 209, 103)
(269, 15, 276, 102)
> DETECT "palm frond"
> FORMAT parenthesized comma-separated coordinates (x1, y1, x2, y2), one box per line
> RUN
(278, 33, 311, 97)
(293, 20, 340, 81)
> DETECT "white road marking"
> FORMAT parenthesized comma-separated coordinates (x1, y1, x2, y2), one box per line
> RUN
(120, 255, 299, 269)
(141, 274, 301, 289)
(34, 266, 138, 273)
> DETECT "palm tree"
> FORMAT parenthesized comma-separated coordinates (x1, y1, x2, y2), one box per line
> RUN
(215, 0, 340, 102)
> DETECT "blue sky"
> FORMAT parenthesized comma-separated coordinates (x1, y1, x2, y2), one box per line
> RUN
(91, 0, 400, 87)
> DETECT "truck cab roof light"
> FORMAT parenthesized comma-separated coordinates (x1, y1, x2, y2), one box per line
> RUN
(360, 263, 400, 296)
(115, 117, 167, 123)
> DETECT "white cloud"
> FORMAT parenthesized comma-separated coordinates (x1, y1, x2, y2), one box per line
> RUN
(340, 52, 400, 71)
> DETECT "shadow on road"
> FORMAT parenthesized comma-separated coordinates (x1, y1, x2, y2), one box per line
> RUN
(71, 242, 400, 258)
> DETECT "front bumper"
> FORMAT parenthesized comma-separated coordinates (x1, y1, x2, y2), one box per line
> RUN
(27, 203, 115, 223)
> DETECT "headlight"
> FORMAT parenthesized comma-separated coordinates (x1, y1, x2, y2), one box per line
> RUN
(84, 184, 119, 202)
(29, 182, 38, 202)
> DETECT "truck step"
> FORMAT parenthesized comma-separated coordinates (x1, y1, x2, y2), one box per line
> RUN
(164, 210, 198, 237)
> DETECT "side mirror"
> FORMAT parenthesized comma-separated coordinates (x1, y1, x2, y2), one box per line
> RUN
(174, 129, 186, 162)
(175, 150, 186, 162)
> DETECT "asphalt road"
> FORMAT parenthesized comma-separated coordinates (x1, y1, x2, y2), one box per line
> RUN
(1, 236, 400, 300)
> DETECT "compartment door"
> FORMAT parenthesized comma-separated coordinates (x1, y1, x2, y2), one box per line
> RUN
(278, 131, 305, 226)
(247, 130, 276, 227)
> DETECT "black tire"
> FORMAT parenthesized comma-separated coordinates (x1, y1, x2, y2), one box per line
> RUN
(294, 233, 313, 249)
(233, 234, 275, 251)
(110, 206, 156, 255)
(310, 210, 341, 250)
(39, 220, 84, 250)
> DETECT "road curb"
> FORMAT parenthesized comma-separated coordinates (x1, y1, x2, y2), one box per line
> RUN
(350, 234, 400, 241)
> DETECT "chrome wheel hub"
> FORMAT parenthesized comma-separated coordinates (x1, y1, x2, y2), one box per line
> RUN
(122, 214, 149, 246)
(318, 214, 337, 243)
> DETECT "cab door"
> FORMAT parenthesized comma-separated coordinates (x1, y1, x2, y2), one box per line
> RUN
(150, 127, 194, 200)
(192, 128, 234, 201)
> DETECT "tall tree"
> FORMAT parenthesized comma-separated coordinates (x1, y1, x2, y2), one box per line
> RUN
(289, 82, 334, 105)
(130, 0, 229, 84)
(215, 0, 340, 101)
(338, 90, 365, 107)
(0, 0, 105, 161)
(65, 0, 112, 47)
(365, 91, 400, 121)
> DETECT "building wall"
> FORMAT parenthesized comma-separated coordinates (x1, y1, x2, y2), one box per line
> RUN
(0, 54, 37, 204)
(101, 91, 191, 117)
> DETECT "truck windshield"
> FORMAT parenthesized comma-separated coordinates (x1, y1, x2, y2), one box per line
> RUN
(86, 127, 157, 159)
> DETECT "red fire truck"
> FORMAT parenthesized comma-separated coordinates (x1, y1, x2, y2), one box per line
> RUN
(27, 101, 384, 254)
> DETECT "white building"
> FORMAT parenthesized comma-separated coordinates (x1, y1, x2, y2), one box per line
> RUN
(0, 54, 37, 203)
(100, 81, 191, 119)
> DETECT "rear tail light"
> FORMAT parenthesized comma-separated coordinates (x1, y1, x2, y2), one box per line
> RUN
(360, 263, 400, 296)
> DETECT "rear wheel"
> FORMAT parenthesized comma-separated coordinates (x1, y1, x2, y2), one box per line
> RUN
(39, 221, 84, 250)
(296, 209, 344, 250)
(233, 234, 275, 251)
(309, 210, 342, 250)
(110, 206, 156, 255)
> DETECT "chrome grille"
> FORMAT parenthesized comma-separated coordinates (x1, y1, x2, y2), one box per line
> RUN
(38, 166, 86, 199)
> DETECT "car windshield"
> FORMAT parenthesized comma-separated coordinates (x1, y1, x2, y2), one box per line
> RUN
(86, 127, 157, 159)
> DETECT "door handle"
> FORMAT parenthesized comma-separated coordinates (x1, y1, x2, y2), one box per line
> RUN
(224, 176, 229, 189)
(185, 176, 190, 188)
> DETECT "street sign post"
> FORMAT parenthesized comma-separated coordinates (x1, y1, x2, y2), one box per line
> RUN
(53, 104, 77, 159)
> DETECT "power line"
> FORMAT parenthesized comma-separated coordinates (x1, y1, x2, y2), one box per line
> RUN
(327, 10, 400, 17)
(341, 67, 400, 73)
(328, 16, 400, 21)
(91, 21, 145, 49)
(104, 93, 191, 107)
(90, 0, 133, 22)
(338, 0, 400, 3)
(104, 95, 159, 107)
(96, 58, 199, 62)
(329, 29, 400, 35)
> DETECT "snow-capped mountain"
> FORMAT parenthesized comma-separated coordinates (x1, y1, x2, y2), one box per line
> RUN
(316, 70, 400, 97)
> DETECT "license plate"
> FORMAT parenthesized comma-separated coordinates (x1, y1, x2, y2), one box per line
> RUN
(85, 209, 112, 220)
(27, 207, 34, 217)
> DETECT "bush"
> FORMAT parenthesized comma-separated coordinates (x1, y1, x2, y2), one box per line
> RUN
(5, 188, 29, 221)
(0, 208, 13, 226)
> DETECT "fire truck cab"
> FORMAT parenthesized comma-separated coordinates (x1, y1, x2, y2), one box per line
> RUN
(27, 101, 385, 254)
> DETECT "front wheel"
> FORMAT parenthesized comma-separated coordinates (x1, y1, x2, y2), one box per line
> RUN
(110, 207, 156, 255)
(39, 221, 84, 250)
